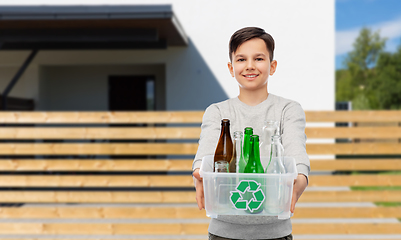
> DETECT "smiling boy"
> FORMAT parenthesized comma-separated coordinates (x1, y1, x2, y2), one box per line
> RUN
(192, 27, 309, 240)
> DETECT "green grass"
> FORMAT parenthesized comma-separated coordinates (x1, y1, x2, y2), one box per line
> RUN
(378, 171, 401, 175)
(374, 202, 401, 222)
(374, 202, 401, 207)
(350, 171, 401, 175)
(347, 171, 401, 222)
(343, 170, 401, 220)
(350, 186, 401, 191)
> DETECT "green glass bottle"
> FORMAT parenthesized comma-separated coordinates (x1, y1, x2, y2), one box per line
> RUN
(244, 135, 264, 174)
(243, 127, 253, 165)
(244, 135, 264, 214)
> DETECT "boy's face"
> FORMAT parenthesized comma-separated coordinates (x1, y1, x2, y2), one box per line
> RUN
(228, 38, 277, 92)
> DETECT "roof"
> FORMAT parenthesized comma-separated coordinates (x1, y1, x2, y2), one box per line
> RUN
(0, 5, 188, 50)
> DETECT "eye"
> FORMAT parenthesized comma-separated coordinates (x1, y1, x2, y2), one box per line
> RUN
(256, 58, 264, 61)
(237, 58, 245, 62)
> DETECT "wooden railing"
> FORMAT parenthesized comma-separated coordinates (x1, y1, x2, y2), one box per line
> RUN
(0, 111, 400, 238)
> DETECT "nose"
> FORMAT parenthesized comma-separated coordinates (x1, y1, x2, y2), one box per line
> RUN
(246, 59, 255, 70)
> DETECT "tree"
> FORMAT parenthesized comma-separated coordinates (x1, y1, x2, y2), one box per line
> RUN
(335, 69, 353, 102)
(345, 28, 386, 87)
(336, 27, 387, 109)
(370, 44, 401, 109)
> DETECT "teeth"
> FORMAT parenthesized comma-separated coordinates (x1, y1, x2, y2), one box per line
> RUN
(246, 75, 257, 77)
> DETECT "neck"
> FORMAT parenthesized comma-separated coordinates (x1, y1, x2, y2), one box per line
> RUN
(238, 88, 269, 106)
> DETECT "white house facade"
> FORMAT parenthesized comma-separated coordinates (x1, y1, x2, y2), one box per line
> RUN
(0, 0, 334, 111)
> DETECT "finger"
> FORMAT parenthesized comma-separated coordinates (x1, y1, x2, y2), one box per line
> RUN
(195, 183, 205, 210)
(200, 185, 205, 209)
(290, 189, 298, 213)
(197, 198, 203, 210)
(196, 188, 203, 210)
(201, 194, 205, 209)
(290, 181, 295, 213)
(197, 192, 205, 210)
(290, 196, 296, 213)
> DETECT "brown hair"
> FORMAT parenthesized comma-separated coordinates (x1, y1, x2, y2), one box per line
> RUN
(229, 27, 275, 62)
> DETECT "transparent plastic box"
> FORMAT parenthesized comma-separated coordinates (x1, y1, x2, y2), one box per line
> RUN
(199, 155, 298, 219)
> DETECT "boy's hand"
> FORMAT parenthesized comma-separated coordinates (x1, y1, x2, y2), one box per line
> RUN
(192, 168, 205, 210)
(290, 174, 308, 213)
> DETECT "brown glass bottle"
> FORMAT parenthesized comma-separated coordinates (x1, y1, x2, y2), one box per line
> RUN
(213, 119, 233, 172)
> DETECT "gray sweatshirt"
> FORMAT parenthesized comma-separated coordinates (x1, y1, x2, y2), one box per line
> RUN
(192, 94, 310, 239)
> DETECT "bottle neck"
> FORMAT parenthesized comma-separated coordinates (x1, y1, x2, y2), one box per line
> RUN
(244, 128, 253, 137)
(233, 135, 243, 156)
(243, 130, 253, 161)
(264, 121, 280, 135)
(271, 136, 281, 143)
(221, 123, 230, 135)
(252, 138, 260, 160)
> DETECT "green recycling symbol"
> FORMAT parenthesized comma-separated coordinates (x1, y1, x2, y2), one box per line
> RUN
(230, 180, 265, 213)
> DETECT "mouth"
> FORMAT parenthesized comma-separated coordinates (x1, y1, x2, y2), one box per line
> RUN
(243, 74, 259, 80)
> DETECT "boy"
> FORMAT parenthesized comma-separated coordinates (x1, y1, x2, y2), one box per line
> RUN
(192, 27, 309, 240)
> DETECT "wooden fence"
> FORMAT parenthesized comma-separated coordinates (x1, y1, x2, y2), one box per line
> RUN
(0, 111, 400, 239)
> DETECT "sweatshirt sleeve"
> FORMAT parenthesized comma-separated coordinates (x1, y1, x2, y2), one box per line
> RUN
(280, 102, 310, 180)
(192, 104, 222, 171)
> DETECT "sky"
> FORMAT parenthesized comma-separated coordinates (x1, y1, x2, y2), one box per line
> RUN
(336, 0, 401, 69)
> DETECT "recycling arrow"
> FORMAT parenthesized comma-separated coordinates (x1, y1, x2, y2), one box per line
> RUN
(236, 181, 250, 193)
(249, 181, 260, 191)
(253, 189, 265, 202)
(229, 180, 265, 213)
(248, 199, 262, 212)
(230, 192, 241, 204)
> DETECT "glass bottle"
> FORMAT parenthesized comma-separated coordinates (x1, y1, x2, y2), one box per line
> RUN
(259, 120, 280, 170)
(243, 127, 253, 165)
(244, 135, 264, 214)
(213, 119, 233, 172)
(229, 131, 246, 173)
(264, 135, 286, 215)
(244, 135, 264, 174)
(265, 135, 286, 174)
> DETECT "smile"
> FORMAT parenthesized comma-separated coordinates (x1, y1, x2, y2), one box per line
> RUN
(243, 74, 259, 79)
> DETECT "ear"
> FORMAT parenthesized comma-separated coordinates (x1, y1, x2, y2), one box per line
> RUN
(270, 60, 277, 76)
(227, 62, 234, 77)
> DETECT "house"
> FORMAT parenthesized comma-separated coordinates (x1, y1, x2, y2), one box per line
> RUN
(0, 1, 334, 111)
